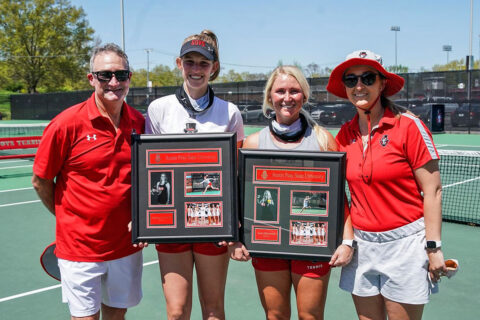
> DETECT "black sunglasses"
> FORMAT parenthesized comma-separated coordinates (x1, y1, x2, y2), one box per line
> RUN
(92, 70, 130, 82)
(342, 71, 379, 88)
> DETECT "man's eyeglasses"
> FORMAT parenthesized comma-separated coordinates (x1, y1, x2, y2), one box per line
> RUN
(92, 70, 130, 82)
(342, 72, 379, 88)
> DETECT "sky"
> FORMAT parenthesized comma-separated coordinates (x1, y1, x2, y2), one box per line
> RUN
(70, 0, 480, 75)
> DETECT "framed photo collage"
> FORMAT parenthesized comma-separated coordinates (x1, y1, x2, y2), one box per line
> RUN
(131, 133, 346, 260)
(131, 132, 238, 243)
(239, 149, 346, 261)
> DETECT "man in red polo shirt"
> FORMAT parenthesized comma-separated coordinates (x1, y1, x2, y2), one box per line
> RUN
(32, 43, 145, 320)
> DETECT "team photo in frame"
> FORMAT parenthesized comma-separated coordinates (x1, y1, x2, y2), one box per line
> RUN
(131, 132, 238, 243)
(185, 201, 223, 228)
(289, 220, 328, 247)
(239, 149, 346, 261)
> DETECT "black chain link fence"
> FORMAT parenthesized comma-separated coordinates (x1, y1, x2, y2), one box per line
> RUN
(10, 70, 480, 132)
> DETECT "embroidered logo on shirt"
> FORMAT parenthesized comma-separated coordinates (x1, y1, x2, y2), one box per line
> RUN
(86, 134, 97, 141)
(380, 134, 389, 147)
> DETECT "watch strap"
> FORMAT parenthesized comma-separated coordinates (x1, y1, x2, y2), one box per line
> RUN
(342, 239, 357, 248)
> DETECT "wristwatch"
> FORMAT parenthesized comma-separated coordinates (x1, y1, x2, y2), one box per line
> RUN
(426, 240, 442, 250)
(342, 239, 357, 249)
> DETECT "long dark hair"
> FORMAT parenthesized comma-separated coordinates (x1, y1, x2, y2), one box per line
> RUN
(381, 96, 407, 117)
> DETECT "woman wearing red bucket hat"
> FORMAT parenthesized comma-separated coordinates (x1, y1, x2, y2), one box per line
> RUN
(327, 50, 447, 319)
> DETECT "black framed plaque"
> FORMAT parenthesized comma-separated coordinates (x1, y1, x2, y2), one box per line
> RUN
(239, 149, 346, 261)
(131, 132, 238, 243)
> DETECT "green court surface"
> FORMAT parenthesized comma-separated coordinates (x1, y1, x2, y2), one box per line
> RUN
(186, 190, 221, 196)
(0, 199, 478, 319)
(1, 126, 479, 319)
(0, 120, 49, 124)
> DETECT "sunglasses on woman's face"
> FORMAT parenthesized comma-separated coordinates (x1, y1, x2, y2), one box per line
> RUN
(92, 70, 130, 82)
(342, 71, 379, 88)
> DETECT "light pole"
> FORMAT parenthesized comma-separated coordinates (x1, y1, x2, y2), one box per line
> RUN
(120, 0, 125, 52)
(120, 0, 126, 102)
(467, 0, 474, 133)
(390, 26, 400, 69)
(442, 45, 452, 64)
(145, 49, 153, 104)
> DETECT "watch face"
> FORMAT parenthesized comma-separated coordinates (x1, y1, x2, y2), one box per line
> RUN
(426, 241, 437, 249)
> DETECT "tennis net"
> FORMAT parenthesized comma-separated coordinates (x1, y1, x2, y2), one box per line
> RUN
(439, 150, 480, 225)
(0, 123, 47, 159)
(0, 123, 48, 138)
(344, 150, 480, 225)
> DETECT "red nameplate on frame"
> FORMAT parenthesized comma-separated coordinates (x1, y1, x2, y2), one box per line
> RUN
(252, 226, 281, 244)
(147, 210, 176, 228)
(147, 148, 222, 167)
(254, 166, 329, 186)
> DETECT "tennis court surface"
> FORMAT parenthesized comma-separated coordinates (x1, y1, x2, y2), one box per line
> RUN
(1, 123, 479, 319)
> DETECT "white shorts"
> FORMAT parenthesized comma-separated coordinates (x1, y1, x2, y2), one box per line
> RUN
(58, 251, 143, 317)
(339, 218, 436, 305)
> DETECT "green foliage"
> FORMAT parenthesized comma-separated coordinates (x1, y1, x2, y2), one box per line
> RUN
(4, 81, 24, 92)
(0, 90, 12, 119)
(216, 69, 244, 83)
(0, 0, 94, 93)
(130, 65, 183, 87)
(386, 64, 409, 73)
(129, 64, 267, 87)
(239, 72, 267, 81)
(214, 69, 267, 83)
(431, 58, 480, 71)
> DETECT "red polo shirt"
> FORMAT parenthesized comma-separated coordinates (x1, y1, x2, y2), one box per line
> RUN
(34, 93, 145, 261)
(336, 108, 439, 232)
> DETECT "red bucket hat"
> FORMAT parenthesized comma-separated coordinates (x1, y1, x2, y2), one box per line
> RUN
(326, 50, 405, 99)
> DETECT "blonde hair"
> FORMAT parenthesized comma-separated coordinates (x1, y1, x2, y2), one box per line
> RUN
(262, 65, 329, 151)
(262, 66, 309, 116)
(182, 29, 220, 81)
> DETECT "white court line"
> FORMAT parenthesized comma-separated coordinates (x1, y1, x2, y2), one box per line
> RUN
(0, 159, 31, 164)
(0, 285, 62, 303)
(0, 200, 40, 207)
(437, 144, 480, 149)
(0, 187, 33, 193)
(0, 260, 159, 303)
(443, 176, 480, 188)
(0, 164, 33, 170)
